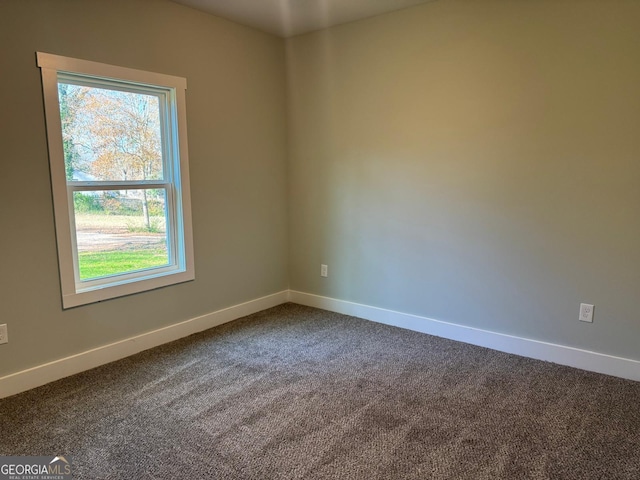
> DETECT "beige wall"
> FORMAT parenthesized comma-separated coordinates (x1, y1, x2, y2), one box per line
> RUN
(0, 0, 288, 376)
(287, 0, 640, 360)
(2, 0, 639, 381)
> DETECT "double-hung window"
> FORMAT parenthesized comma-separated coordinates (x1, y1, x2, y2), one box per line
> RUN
(37, 53, 194, 308)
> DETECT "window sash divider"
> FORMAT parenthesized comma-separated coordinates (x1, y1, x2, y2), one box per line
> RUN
(68, 181, 169, 191)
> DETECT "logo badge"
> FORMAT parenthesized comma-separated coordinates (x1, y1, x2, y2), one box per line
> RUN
(0, 456, 72, 480)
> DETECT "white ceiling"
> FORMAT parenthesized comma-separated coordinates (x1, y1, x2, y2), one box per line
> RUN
(171, 0, 437, 37)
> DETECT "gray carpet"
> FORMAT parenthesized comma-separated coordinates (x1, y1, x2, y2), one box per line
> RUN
(1, 303, 639, 479)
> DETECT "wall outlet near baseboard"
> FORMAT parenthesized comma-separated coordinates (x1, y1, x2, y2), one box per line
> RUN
(0, 324, 7, 344)
(320, 264, 328, 277)
(579, 303, 594, 323)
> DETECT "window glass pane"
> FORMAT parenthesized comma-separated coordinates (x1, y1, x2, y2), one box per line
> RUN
(73, 190, 169, 281)
(58, 82, 164, 182)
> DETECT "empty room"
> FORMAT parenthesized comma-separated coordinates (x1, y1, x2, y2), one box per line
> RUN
(1, 0, 639, 478)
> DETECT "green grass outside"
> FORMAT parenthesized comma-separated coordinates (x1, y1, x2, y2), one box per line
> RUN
(78, 248, 168, 280)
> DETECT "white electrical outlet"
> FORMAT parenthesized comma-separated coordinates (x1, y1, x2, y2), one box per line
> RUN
(320, 264, 328, 277)
(579, 303, 594, 323)
(0, 324, 7, 344)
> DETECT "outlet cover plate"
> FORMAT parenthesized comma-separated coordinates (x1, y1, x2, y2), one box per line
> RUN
(579, 303, 594, 323)
(0, 324, 7, 344)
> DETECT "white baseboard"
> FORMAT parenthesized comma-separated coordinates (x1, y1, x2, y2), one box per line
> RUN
(289, 290, 640, 382)
(4, 289, 638, 399)
(0, 290, 289, 399)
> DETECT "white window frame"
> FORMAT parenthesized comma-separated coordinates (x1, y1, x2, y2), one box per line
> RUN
(37, 52, 195, 309)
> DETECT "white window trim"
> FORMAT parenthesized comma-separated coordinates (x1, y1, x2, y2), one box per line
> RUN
(37, 52, 195, 309)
